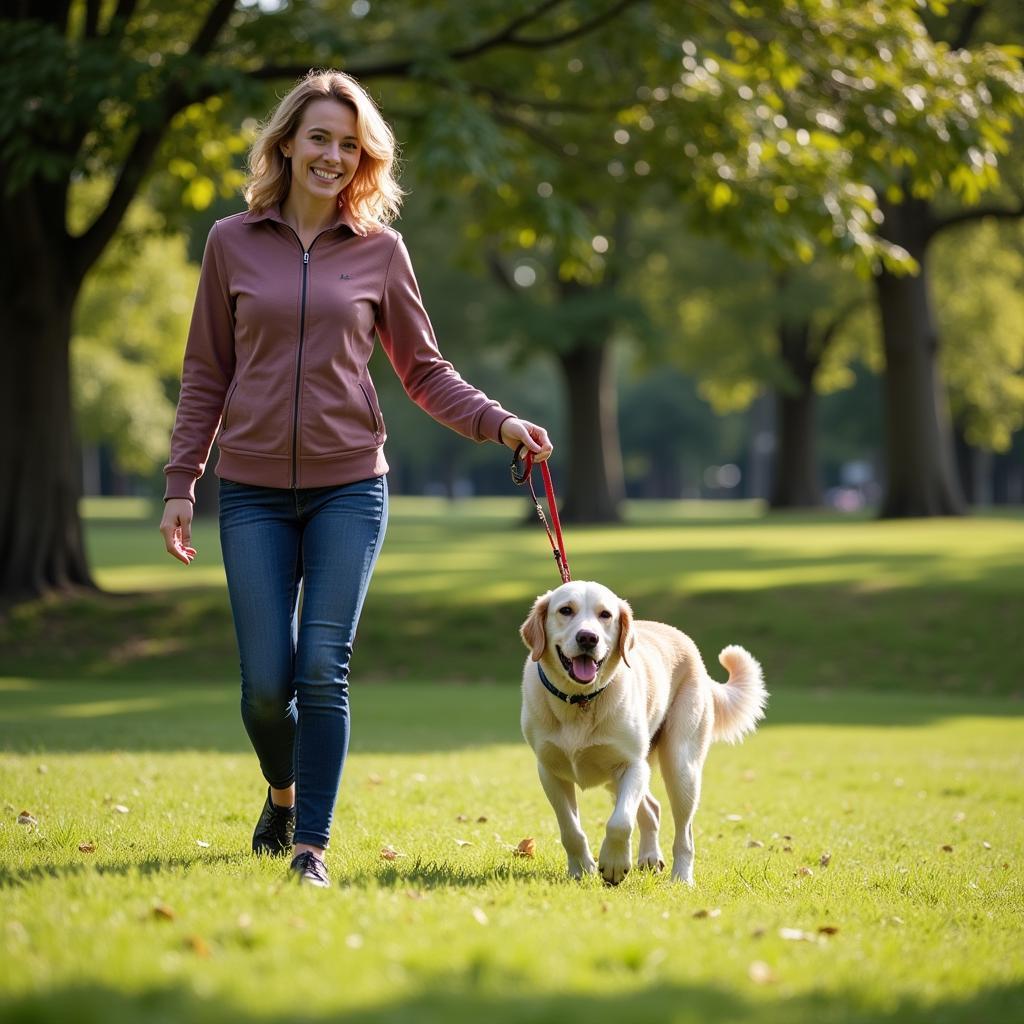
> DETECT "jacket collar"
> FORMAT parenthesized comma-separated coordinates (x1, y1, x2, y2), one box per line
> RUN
(242, 200, 368, 237)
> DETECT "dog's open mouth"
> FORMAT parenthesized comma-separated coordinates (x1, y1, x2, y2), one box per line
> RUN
(557, 646, 605, 685)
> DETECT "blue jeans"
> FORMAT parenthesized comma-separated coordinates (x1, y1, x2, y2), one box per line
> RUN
(218, 475, 388, 849)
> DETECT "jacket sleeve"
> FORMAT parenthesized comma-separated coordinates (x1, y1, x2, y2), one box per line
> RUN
(163, 221, 236, 502)
(376, 233, 513, 444)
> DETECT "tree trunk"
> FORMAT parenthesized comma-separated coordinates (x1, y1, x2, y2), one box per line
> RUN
(874, 198, 966, 517)
(770, 320, 822, 508)
(555, 339, 624, 523)
(0, 198, 94, 602)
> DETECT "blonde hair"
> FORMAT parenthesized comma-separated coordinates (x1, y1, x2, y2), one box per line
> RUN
(244, 70, 403, 233)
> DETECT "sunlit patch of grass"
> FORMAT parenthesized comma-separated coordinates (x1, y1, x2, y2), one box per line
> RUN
(0, 683, 1021, 1023)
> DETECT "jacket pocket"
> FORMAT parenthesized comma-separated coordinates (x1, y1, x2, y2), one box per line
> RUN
(358, 381, 382, 439)
(221, 379, 240, 430)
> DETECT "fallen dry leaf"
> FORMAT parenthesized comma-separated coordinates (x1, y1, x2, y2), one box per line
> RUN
(237, 913, 253, 929)
(748, 960, 776, 985)
(380, 845, 403, 861)
(941, 844, 954, 853)
(16, 811, 37, 826)
(367, 773, 382, 785)
(471, 907, 488, 925)
(476, 815, 488, 823)
(184, 934, 210, 957)
(725, 814, 743, 822)
(818, 925, 840, 936)
(455, 814, 469, 822)
(747, 839, 765, 849)
(693, 908, 722, 919)
(78, 842, 96, 854)
(782, 846, 793, 853)
(820, 852, 832, 868)
(113, 805, 130, 815)
(454, 839, 473, 848)
(795, 866, 814, 877)
(37, 765, 48, 774)
(982, 841, 992, 850)
(152, 903, 176, 921)
(195, 840, 210, 848)
(779, 927, 816, 942)
(514, 837, 536, 858)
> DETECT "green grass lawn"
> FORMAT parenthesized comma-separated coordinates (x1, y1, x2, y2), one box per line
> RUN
(1, 498, 1022, 1023)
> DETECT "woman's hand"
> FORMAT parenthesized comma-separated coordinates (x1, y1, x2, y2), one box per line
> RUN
(159, 498, 197, 565)
(500, 417, 553, 463)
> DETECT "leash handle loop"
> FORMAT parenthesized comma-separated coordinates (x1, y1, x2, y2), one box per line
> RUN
(510, 445, 572, 584)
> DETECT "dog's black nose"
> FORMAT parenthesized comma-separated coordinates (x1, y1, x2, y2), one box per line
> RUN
(576, 630, 599, 650)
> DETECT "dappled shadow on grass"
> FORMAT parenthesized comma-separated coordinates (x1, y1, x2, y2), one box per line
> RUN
(2, 574, 1022, 705)
(2, 978, 1023, 1024)
(0, 852, 243, 890)
(0, 682, 1021, 756)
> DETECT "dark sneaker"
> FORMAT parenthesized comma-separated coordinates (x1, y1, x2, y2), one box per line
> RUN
(290, 850, 330, 888)
(251, 788, 295, 855)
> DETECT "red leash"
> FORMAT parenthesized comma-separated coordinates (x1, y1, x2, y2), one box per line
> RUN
(510, 445, 572, 584)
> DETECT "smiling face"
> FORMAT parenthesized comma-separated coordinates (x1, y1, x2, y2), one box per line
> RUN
(521, 581, 634, 688)
(280, 97, 362, 211)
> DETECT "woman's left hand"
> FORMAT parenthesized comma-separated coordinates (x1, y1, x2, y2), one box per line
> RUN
(500, 417, 553, 463)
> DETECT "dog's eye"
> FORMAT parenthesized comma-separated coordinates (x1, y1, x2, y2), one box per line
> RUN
(558, 606, 573, 616)
(599, 610, 613, 620)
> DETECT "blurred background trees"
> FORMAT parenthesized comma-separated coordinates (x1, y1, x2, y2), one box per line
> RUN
(1, 0, 1022, 603)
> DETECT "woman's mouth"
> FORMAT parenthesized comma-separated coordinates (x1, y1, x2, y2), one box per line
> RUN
(311, 167, 341, 181)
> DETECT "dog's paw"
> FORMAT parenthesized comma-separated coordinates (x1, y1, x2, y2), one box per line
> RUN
(598, 838, 632, 886)
(567, 853, 597, 879)
(637, 849, 665, 872)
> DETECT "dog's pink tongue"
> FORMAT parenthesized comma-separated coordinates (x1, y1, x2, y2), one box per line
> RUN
(572, 656, 598, 683)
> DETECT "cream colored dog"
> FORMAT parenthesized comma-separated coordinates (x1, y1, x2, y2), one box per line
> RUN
(520, 580, 767, 885)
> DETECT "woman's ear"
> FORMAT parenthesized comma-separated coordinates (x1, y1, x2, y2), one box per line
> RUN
(520, 593, 551, 662)
(280, 140, 292, 159)
(618, 600, 636, 667)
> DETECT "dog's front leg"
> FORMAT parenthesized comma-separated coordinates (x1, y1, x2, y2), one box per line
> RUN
(599, 760, 650, 885)
(537, 763, 596, 878)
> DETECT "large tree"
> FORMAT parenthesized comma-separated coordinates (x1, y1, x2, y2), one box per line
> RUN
(659, 0, 1023, 516)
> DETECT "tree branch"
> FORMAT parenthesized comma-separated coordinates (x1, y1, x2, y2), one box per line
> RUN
(477, 0, 641, 51)
(72, 0, 237, 278)
(250, 0, 641, 81)
(928, 202, 1024, 240)
(950, 0, 989, 51)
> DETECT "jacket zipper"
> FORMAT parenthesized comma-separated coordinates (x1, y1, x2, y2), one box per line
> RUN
(291, 249, 310, 488)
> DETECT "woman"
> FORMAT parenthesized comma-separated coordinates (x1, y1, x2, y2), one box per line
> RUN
(159, 70, 552, 888)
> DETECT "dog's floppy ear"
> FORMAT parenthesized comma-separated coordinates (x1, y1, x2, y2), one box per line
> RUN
(618, 599, 636, 667)
(520, 592, 551, 662)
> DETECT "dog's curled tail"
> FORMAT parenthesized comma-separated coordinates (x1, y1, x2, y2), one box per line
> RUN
(710, 645, 768, 744)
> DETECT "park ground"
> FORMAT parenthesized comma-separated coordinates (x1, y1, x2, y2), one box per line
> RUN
(1, 498, 1022, 1024)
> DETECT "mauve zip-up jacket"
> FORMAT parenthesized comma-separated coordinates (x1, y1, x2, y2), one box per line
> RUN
(164, 204, 513, 502)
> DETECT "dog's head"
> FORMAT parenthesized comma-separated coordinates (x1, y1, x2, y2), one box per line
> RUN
(520, 581, 635, 688)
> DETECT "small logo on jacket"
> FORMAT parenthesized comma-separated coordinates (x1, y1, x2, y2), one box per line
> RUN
(339, 273, 352, 279)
